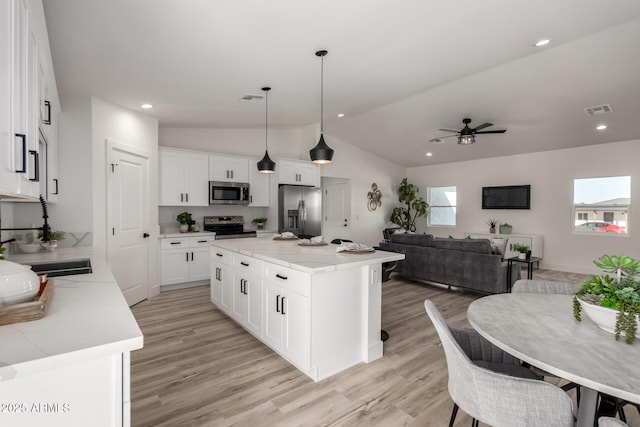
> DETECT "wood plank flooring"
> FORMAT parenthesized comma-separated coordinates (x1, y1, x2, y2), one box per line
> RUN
(130, 270, 639, 427)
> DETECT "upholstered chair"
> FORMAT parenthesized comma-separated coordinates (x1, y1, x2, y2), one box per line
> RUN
(599, 416, 630, 426)
(424, 299, 574, 427)
(511, 279, 578, 295)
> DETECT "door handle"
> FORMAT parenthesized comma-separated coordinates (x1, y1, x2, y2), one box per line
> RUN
(28, 150, 39, 182)
(143, 233, 150, 238)
(15, 134, 26, 173)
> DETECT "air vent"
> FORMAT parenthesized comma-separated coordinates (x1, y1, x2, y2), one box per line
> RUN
(584, 104, 612, 116)
(239, 94, 264, 102)
(429, 138, 446, 144)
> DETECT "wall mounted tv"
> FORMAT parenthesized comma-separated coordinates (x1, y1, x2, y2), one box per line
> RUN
(482, 185, 531, 210)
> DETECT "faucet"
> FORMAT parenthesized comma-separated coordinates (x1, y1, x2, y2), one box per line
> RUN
(0, 195, 51, 243)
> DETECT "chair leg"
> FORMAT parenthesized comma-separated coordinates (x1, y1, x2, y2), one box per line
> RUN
(448, 403, 459, 427)
(471, 418, 479, 427)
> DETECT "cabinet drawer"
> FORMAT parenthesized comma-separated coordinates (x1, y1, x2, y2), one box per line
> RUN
(211, 247, 231, 265)
(263, 263, 308, 296)
(160, 237, 189, 249)
(232, 253, 262, 277)
(190, 236, 216, 247)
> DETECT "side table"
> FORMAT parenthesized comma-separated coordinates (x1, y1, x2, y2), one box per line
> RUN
(506, 256, 543, 292)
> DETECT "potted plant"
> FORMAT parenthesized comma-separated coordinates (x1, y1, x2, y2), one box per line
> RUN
(513, 244, 530, 259)
(389, 178, 429, 233)
(251, 217, 267, 230)
(573, 255, 640, 344)
(486, 218, 499, 234)
(176, 212, 193, 233)
(38, 230, 65, 252)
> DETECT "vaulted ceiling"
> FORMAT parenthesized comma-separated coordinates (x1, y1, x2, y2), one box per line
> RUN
(43, 0, 640, 167)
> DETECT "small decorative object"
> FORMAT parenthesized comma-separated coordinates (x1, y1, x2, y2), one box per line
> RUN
(573, 255, 640, 344)
(499, 223, 512, 234)
(39, 230, 65, 252)
(0, 246, 5, 260)
(0, 260, 39, 306)
(367, 183, 382, 211)
(176, 212, 193, 233)
(390, 178, 429, 232)
(513, 244, 530, 259)
(486, 218, 499, 234)
(251, 217, 267, 230)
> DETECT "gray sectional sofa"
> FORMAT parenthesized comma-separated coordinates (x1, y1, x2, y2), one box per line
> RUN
(379, 233, 519, 294)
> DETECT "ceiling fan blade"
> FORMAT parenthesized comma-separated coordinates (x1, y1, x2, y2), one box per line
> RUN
(438, 129, 460, 133)
(472, 122, 493, 131)
(475, 129, 507, 134)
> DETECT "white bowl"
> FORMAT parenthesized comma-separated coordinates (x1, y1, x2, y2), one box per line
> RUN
(0, 260, 39, 306)
(18, 243, 41, 254)
(578, 298, 640, 335)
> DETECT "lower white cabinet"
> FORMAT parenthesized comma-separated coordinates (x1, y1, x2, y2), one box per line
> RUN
(211, 256, 231, 313)
(160, 235, 216, 286)
(230, 254, 263, 337)
(465, 232, 543, 259)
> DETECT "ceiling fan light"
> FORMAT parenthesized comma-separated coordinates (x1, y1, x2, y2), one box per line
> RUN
(458, 134, 475, 145)
(257, 150, 276, 173)
(310, 134, 334, 164)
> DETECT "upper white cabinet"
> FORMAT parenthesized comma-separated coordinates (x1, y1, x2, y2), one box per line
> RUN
(248, 158, 269, 207)
(209, 154, 249, 183)
(159, 148, 209, 206)
(0, 0, 59, 201)
(278, 159, 320, 187)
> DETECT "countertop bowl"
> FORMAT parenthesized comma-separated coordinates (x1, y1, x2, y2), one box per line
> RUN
(0, 260, 39, 306)
(18, 243, 42, 254)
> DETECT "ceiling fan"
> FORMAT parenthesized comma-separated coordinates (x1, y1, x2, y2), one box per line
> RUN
(431, 118, 507, 145)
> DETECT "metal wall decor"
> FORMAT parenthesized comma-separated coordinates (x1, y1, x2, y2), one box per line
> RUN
(367, 183, 382, 211)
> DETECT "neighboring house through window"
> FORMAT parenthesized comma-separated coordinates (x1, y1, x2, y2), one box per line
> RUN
(428, 186, 457, 226)
(573, 176, 630, 234)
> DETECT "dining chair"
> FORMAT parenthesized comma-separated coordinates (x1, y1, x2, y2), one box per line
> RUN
(598, 416, 630, 426)
(511, 279, 578, 295)
(424, 299, 574, 427)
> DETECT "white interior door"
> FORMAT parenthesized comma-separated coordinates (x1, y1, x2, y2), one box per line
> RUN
(323, 178, 351, 243)
(107, 140, 150, 306)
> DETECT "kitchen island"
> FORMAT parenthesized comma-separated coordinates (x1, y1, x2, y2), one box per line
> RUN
(210, 238, 404, 382)
(0, 247, 143, 427)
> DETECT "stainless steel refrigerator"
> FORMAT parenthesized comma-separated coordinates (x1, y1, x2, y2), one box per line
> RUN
(278, 185, 322, 239)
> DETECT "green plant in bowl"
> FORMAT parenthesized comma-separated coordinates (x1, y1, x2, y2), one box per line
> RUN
(39, 230, 66, 241)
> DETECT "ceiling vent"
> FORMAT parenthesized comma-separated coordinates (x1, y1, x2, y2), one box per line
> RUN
(584, 104, 612, 116)
(429, 138, 446, 144)
(239, 94, 264, 102)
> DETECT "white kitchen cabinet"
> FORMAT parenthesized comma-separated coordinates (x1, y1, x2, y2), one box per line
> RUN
(209, 154, 249, 183)
(160, 235, 216, 287)
(210, 247, 232, 313)
(277, 159, 320, 187)
(465, 232, 543, 259)
(0, 0, 19, 196)
(248, 158, 270, 207)
(159, 148, 209, 206)
(230, 254, 263, 337)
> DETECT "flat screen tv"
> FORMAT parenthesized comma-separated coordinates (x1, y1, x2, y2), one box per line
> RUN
(482, 185, 531, 210)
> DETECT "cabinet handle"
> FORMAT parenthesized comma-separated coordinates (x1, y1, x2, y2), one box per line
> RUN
(181, 193, 184, 202)
(43, 100, 51, 125)
(230, 170, 234, 179)
(191, 252, 194, 261)
(197, 240, 207, 243)
(53, 178, 59, 195)
(186, 252, 189, 262)
(170, 241, 180, 245)
(281, 296, 286, 315)
(15, 134, 26, 173)
(216, 253, 223, 257)
(240, 261, 249, 267)
(276, 295, 281, 313)
(215, 267, 220, 281)
(28, 150, 39, 182)
(250, 195, 253, 203)
(275, 273, 288, 280)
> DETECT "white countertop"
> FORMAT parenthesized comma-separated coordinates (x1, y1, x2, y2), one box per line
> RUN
(159, 231, 216, 238)
(1, 247, 143, 382)
(212, 238, 405, 273)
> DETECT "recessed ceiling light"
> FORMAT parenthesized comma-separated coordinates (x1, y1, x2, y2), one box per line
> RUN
(596, 124, 607, 131)
(534, 39, 551, 47)
(141, 103, 153, 109)
(337, 113, 345, 118)
(426, 152, 433, 157)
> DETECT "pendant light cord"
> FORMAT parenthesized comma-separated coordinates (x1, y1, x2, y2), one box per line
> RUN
(320, 54, 324, 133)
(265, 89, 268, 150)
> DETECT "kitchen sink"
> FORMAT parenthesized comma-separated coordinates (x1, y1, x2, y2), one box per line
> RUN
(29, 258, 92, 277)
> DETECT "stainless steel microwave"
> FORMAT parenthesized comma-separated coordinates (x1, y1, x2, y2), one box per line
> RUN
(209, 181, 250, 205)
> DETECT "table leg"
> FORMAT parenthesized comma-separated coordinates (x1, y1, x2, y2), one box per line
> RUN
(577, 387, 598, 427)
(507, 260, 513, 292)
(527, 263, 534, 280)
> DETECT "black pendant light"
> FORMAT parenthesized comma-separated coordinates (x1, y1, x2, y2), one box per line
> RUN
(257, 86, 276, 173)
(310, 50, 334, 164)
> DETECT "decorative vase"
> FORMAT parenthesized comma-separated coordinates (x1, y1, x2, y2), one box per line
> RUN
(499, 224, 512, 234)
(257, 223, 264, 230)
(179, 223, 189, 233)
(518, 252, 526, 260)
(490, 227, 496, 234)
(526, 250, 531, 260)
(578, 299, 640, 336)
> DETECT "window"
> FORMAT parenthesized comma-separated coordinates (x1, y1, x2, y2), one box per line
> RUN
(573, 176, 630, 234)
(428, 186, 456, 226)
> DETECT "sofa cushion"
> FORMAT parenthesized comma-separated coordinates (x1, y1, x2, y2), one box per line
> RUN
(431, 237, 492, 254)
(389, 233, 433, 247)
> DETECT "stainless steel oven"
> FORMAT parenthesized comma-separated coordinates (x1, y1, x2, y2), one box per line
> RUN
(209, 181, 249, 205)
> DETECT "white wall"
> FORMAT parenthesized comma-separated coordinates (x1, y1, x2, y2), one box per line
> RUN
(407, 139, 640, 274)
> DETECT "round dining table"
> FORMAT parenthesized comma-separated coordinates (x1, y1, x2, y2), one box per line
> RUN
(467, 293, 640, 427)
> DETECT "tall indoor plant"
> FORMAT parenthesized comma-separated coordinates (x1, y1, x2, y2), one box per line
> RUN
(389, 178, 429, 232)
(573, 255, 640, 344)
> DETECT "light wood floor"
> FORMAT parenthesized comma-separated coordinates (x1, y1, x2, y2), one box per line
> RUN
(130, 269, 639, 427)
